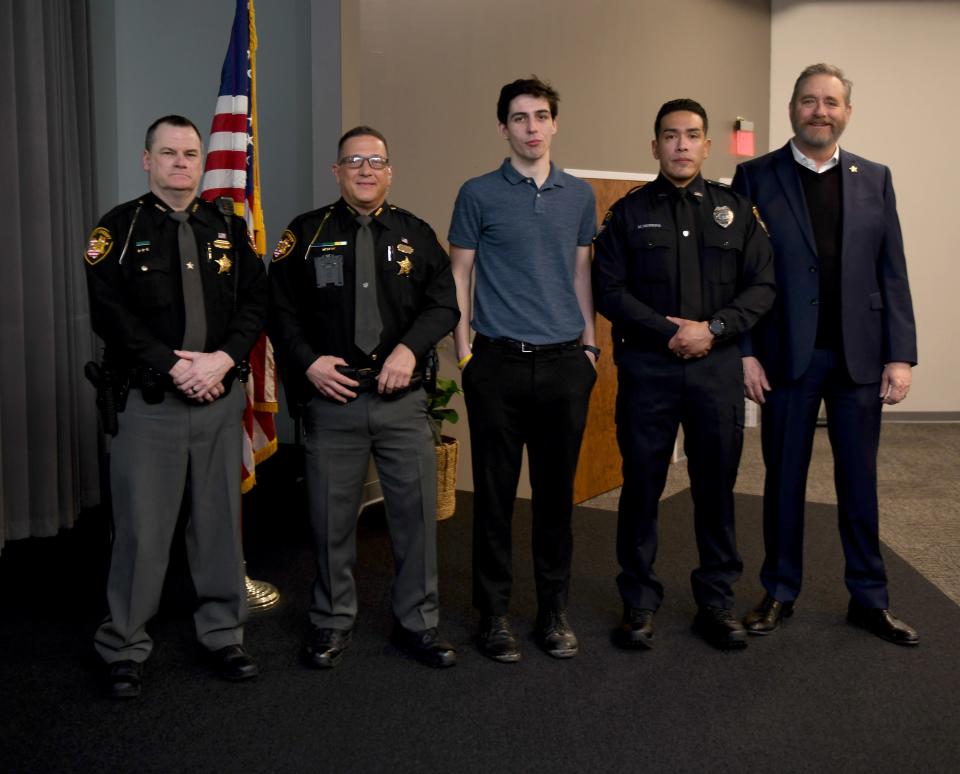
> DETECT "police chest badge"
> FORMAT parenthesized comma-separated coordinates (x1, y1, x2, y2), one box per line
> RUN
(396, 241, 413, 276)
(713, 206, 734, 228)
(84, 227, 113, 265)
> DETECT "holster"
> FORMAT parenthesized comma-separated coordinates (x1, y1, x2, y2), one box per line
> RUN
(422, 347, 438, 394)
(84, 360, 129, 436)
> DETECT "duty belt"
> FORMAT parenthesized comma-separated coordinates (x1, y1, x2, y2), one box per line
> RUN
(474, 334, 580, 353)
(334, 366, 423, 398)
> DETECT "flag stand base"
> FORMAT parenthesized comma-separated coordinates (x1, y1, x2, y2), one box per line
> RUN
(245, 575, 280, 612)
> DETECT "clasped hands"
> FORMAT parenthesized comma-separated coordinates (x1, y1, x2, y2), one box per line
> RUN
(169, 350, 233, 402)
(666, 316, 714, 360)
(307, 343, 416, 404)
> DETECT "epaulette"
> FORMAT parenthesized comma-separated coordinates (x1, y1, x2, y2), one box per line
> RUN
(274, 204, 336, 263)
(388, 204, 433, 231)
(215, 195, 236, 217)
(624, 184, 646, 197)
(704, 178, 731, 189)
(99, 197, 143, 222)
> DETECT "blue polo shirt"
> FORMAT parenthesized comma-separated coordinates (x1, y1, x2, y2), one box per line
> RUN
(448, 158, 596, 344)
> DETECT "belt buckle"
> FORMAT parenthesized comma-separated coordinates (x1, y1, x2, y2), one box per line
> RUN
(520, 341, 533, 353)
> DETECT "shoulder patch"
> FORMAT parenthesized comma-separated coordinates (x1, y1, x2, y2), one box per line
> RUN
(272, 229, 296, 262)
(84, 226, 113, 266)
(595, 209, 614, 239)
(752, 206, 770, 237)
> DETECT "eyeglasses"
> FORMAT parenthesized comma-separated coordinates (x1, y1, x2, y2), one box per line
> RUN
(338, 155, 389, 170)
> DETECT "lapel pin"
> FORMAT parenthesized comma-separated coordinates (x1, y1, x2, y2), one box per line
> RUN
(849, 165, 858, 173)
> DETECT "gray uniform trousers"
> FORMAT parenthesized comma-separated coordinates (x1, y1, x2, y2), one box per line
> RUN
(94, 386, 247, 663)
(302, 388, 438, 633)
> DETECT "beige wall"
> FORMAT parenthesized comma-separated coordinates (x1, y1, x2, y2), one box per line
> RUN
(341, 0, 772, 492)
(771, 0, 960, 413)
(342, 0, 771, 233)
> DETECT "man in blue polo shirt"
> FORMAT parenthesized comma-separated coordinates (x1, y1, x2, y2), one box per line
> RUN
(449, 76, 598, 663)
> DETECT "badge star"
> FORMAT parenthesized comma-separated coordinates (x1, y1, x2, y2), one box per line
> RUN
(397, 257, 413, 276)
(215, 254, 233, 274)
(849, 165, 858, 173)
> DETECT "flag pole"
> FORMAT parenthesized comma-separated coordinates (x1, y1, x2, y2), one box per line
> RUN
(201, 0, 279, 612)
(238, 0, 279, 613)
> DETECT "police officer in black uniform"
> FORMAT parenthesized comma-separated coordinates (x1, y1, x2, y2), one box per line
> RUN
(593, 99, 775, 650)
(84, 115, 267, 698)
(268, 126, 460, 669)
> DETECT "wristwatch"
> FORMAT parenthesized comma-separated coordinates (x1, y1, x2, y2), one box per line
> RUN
(582, 344, 601, 361)
(707, 318, 727, 338)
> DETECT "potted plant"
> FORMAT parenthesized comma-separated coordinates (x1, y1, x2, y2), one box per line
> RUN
(427, 376, 461, 520)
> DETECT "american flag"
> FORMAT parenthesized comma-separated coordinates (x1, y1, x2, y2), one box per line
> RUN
(201, 0, 278, 492)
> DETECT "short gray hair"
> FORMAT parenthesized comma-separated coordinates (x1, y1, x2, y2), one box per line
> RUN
(790, 63, 853, 106)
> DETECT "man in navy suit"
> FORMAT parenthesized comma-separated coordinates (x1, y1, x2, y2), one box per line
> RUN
(732, 63, 919, 646)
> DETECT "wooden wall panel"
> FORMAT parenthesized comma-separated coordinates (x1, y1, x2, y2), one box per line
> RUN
(573, 177, 648, 503)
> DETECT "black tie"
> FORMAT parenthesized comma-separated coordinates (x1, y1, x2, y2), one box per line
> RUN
(170, 211, 207, 351)
(354, 214, 382, 354)
(674, 188, 702, 320)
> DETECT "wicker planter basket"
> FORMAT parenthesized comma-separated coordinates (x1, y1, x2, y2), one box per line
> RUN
(435, 435, 459, 520)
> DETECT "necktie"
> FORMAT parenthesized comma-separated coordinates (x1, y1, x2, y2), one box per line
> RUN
(354, 214, 382, 354)
(170, 211, 207, 351)
(674, 188, 702, 320)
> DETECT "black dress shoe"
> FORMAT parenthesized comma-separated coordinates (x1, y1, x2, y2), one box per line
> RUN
(106, 659, 142, 699)
(694, 606, 748, 650)
(210, 644, 260, 681)
(477, 615, 521, 663)
(847, 601, 919, 646)
(744, 594, 795, 635)
(535, 610, 579, 659)
(302, 628, 352, 669)
(613, 606, 655, 650)
(390, 624, 457, 668)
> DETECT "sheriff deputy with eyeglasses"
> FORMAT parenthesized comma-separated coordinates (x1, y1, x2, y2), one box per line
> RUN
(268, 125, 460, 670)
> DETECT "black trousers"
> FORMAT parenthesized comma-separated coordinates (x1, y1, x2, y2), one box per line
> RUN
(615, 345, 744, 611)
(463, 339, 596, 616)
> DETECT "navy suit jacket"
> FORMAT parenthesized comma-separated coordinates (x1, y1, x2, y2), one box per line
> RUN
(732, 142, 917, 385)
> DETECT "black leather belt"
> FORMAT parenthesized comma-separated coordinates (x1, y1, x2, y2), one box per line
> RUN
(475, 334, 579, 353)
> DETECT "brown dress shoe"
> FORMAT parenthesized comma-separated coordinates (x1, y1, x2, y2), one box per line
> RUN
(847, 601, 919, 646)
(744, 594, 795, 635)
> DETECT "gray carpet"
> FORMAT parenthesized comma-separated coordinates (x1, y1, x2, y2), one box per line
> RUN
(1, 488, 958, 773)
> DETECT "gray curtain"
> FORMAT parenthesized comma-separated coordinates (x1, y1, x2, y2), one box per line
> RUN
(0, 0, 100, 552)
